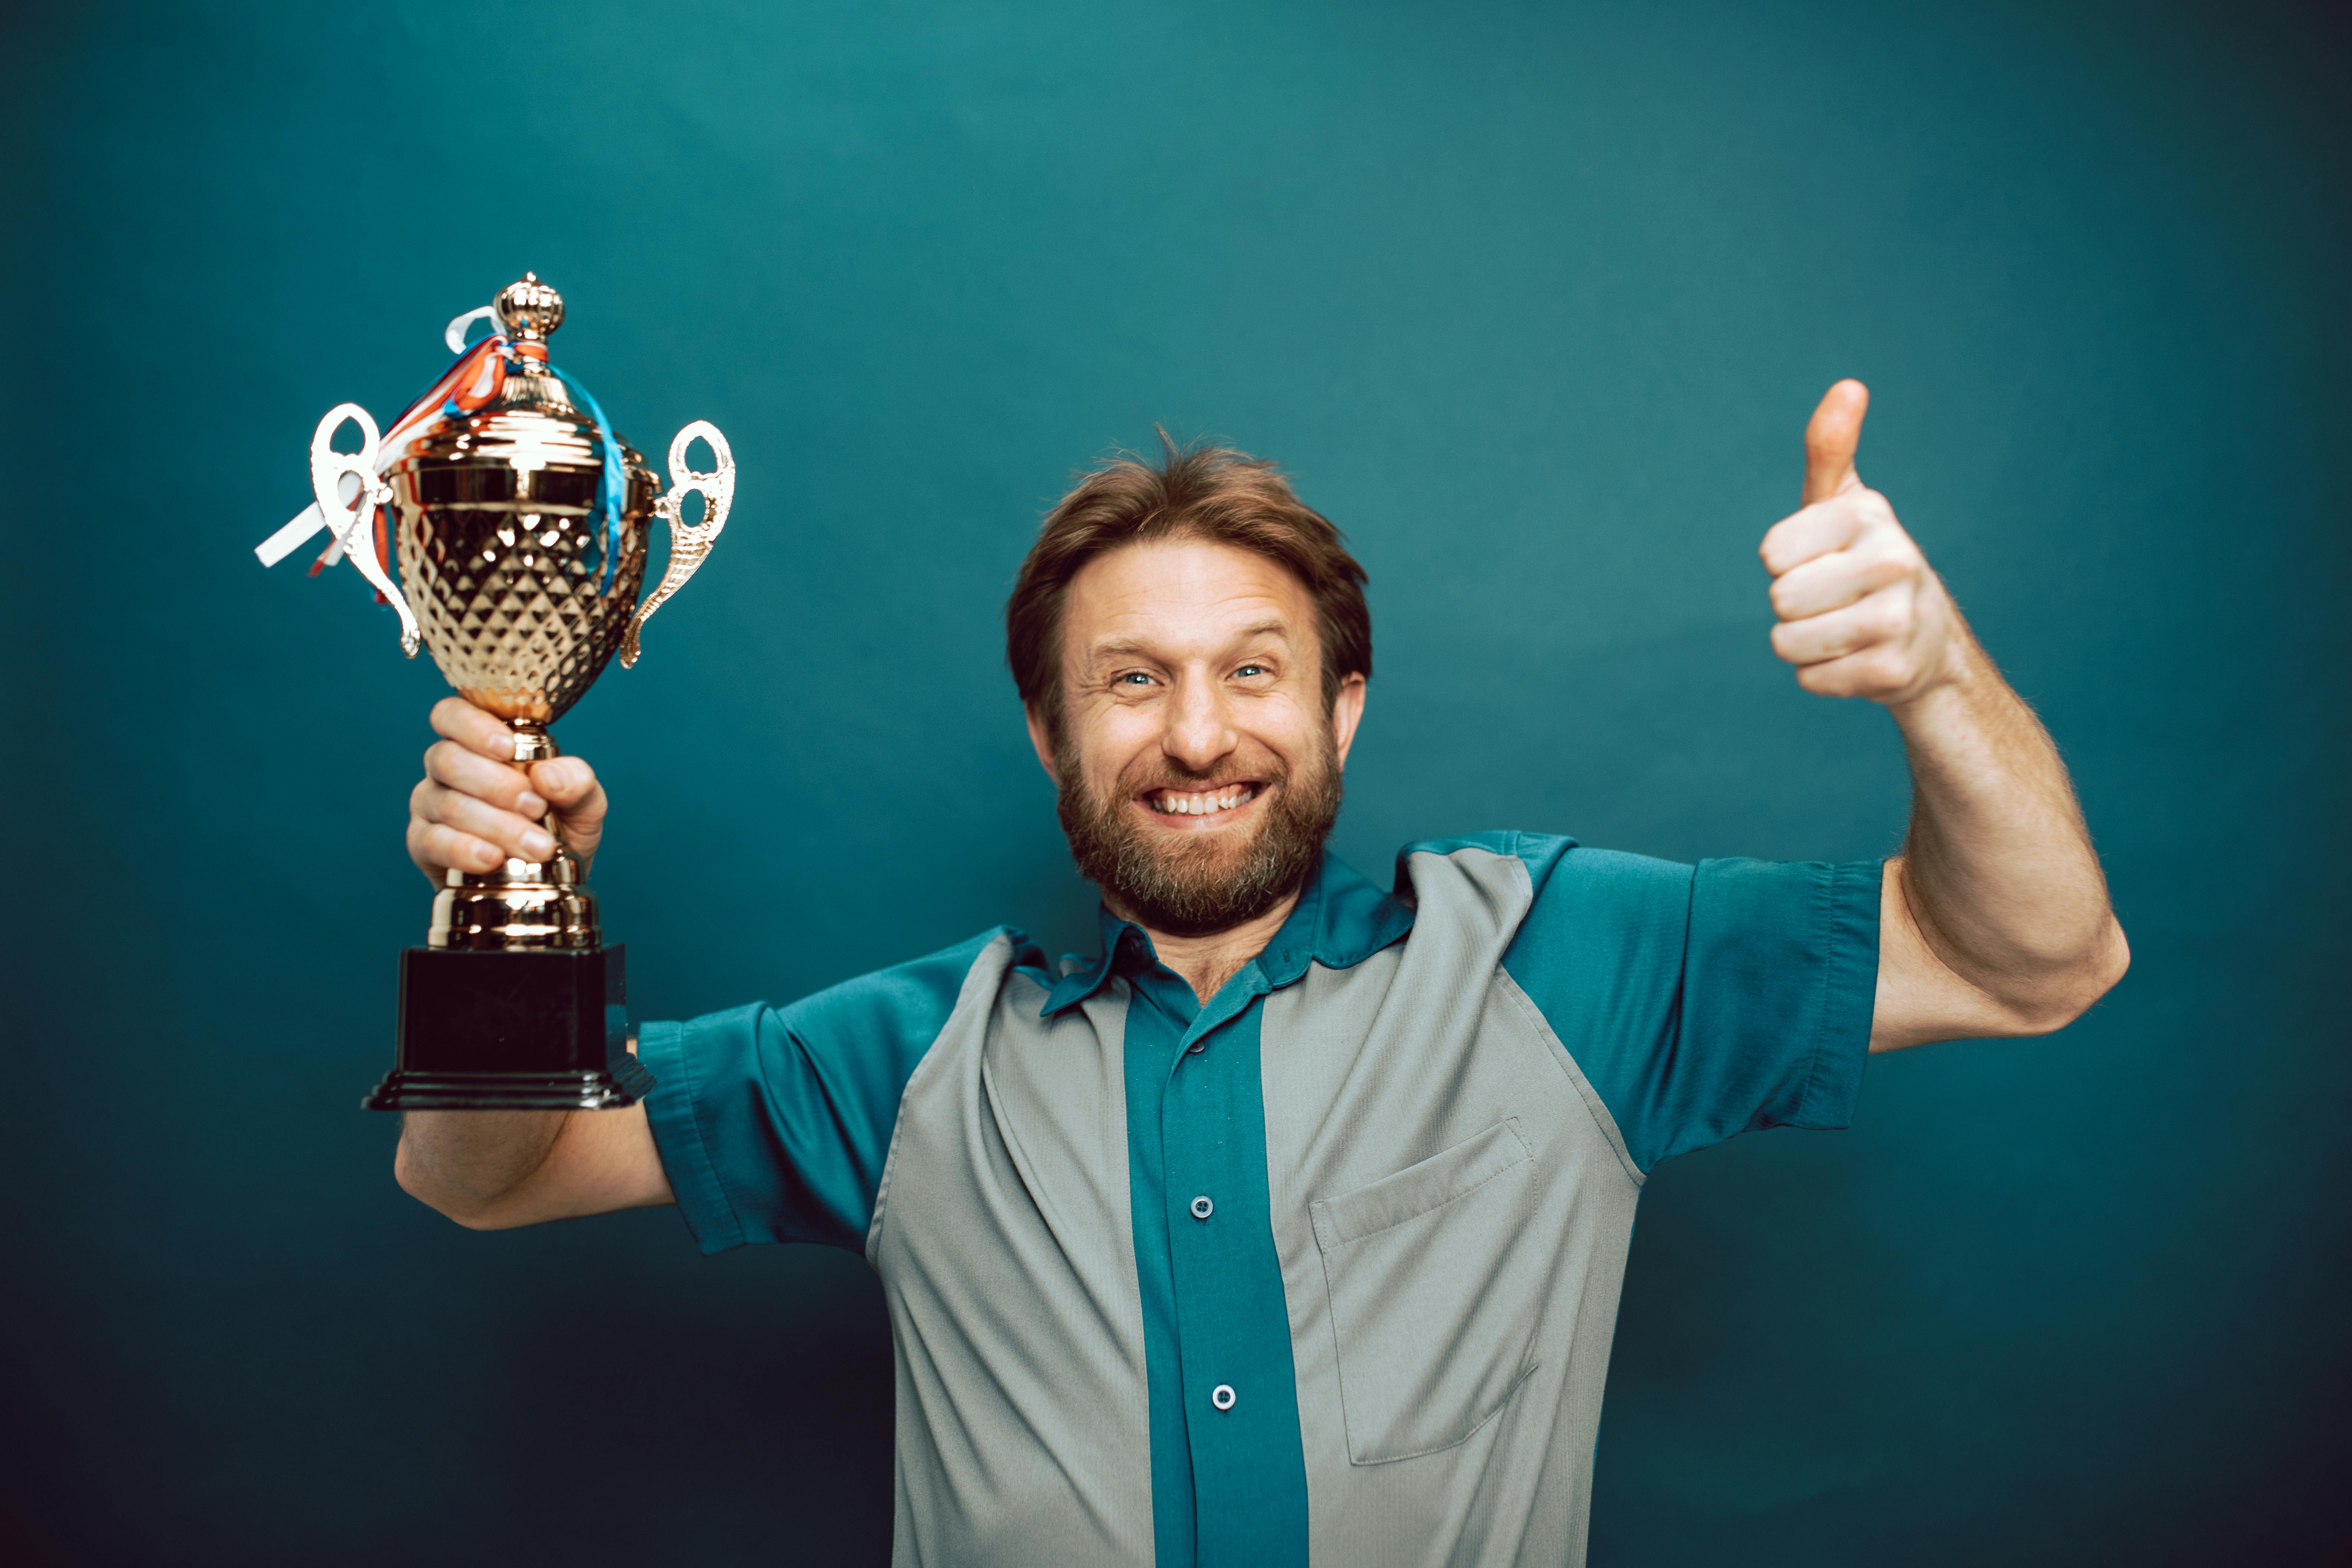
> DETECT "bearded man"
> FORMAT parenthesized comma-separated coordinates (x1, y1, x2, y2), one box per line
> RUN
(395, 382, 2127, 1568)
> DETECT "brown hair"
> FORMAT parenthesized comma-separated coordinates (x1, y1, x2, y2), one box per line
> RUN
(1006, 436, 1373, 742)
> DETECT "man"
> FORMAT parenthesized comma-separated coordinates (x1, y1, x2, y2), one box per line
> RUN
(396, 382, 2127, 1567)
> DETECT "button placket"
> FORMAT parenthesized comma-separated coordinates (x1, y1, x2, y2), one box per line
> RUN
(1164, 1011, 1246, 1452)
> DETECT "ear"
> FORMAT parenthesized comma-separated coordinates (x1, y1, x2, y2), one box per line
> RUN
(1329, 672, 1369, 769)
(1023, 705, 1061, 784)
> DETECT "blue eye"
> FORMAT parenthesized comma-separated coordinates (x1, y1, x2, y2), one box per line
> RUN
(1235, 664, 1269, 678)
(1115, 672, 1155, 687)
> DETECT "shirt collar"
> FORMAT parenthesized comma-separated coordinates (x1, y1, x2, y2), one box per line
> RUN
(1039, 851, 1416, 1016)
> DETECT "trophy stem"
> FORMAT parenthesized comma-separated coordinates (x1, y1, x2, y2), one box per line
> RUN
(510, 721, 558, 764)
(424, 719, 601, 951)
(506, 720, 571, 850)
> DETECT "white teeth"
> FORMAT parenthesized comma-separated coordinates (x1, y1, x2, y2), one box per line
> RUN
(1151, 785, 1257, 815)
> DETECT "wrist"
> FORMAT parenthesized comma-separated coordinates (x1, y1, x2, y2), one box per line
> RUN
(1882, 582, 1980, 717)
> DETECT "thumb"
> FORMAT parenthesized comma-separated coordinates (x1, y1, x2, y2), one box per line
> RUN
(1802, 378, 1870, 505)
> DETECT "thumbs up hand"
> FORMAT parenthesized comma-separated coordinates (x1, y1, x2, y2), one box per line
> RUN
(1759, 380, 1963, 707)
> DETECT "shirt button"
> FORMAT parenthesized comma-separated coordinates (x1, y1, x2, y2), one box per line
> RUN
(1187, 1042, 1205, 1054)
(1190, 1195, 1214, 1221)
(1211, 1383, 1237, 1412)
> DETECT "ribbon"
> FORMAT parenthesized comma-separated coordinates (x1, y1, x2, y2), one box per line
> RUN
(553, 367, 629, 595)
(257, 303, 510, 574)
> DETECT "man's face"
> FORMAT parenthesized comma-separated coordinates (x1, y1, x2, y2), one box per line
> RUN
(1027, 536, 1368, 936)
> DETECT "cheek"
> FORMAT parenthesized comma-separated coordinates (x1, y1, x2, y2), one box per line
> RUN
(1246, 695, 1326, 767)
(1070, 708, 1162, 791)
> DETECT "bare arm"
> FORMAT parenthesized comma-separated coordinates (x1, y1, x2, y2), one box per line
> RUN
(395, 1096, 672, 1229)
(394, 698, 673, 1226)
(1761, 382, 2129, 1051)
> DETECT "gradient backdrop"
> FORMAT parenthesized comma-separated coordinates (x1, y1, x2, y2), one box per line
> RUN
(4, 1, 2346, 1562)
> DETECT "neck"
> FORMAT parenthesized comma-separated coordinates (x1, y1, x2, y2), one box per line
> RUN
(1111, 889, 1302, 1005)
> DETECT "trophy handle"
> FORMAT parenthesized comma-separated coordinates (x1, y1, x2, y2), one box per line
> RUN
(310, 404, 421, 658)
(619, 420, 734, 669)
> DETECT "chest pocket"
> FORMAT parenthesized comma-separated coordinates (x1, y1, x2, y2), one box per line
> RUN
(1310, 1118, 1540, 1465)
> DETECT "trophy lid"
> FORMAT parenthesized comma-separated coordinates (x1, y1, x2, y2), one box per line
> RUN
(494, 272, 565, 350)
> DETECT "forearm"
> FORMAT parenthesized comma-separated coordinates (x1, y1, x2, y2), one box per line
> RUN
(1889, 622, 2127, 1025)
(394, 1110, 572, 1228)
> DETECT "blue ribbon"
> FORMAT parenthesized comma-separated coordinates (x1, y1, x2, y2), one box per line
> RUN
(553, 365, 629, 596)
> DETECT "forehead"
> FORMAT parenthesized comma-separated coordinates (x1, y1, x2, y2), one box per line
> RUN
(1063, 537, 1314, 660)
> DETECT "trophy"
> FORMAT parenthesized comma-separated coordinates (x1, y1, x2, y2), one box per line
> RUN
(263, 274, 734, 1111)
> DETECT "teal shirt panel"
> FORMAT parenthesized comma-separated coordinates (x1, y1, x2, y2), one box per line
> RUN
(638, 926, 1046, 1253)
(1041, 858, 1413, 1568)
(1409, 832, 1881, 1174)
(1106, 919, 1311, 1568)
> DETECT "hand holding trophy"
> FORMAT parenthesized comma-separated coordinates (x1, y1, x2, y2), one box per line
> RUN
(261, 274, 735, 1111)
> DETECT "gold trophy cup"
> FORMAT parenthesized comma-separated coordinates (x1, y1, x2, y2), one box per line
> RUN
(296, 274, 734, 1111)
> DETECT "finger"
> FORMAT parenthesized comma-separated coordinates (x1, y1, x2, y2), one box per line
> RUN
(424, 740, 546, 818)
(1802, 379, 1869, 505)
(1769, 581, 1913, 667)
(1792, 643, 1920, 701)
(409, 818, 506, 877)
(413, 780, 558, 861)
(527, 756, 602, 813)
(1759, 496, 1866, 577)
(1767, 532, 1921, 622)
(429, 696, 517, 763)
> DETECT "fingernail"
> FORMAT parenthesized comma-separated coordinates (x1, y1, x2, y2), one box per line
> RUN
(517, 793, 548, 817)
(523, 830, 555, 859)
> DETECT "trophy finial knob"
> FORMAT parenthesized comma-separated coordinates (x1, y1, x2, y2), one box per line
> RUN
(495, 272, 565, 343)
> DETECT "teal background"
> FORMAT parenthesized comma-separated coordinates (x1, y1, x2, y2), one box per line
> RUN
(4, 0, 2345, 1562)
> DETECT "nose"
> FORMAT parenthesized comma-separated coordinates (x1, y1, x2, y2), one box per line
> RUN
(1161, 670, 1238, 774)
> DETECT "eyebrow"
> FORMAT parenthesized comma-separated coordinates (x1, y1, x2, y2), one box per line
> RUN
(1086, 621, 1293, 662)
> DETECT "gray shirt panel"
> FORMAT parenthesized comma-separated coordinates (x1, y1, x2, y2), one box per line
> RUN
(868, 934, 1156, 1567)
(1261, 847, 1644, 1568)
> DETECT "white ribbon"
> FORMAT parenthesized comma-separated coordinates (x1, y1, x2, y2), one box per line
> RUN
(444, 304, 498, 355)
(256, 298, 500, 569)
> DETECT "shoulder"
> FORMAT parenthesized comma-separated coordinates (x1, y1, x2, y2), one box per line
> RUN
(776, 925, 1048, 1045)
(1396, 833, 1694, 918)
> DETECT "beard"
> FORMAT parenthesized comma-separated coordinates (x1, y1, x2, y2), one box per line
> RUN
(1055, 724, 1342, 938)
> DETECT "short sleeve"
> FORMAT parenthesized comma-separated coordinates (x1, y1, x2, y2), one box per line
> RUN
(637, 927, 1035, 1254)
(1499, 836, 1881, 1174)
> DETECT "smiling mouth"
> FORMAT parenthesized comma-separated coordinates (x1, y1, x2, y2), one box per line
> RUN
(1142, 783, 1263, 818)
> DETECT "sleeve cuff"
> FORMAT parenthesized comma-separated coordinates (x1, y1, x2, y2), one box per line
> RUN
(1794, 858, 1883, 1129)
(638, 1018, 751, 1255)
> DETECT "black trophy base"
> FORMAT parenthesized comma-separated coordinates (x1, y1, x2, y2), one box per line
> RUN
(363, 1062, 654, 1112)
(367, 943, 649, 1112)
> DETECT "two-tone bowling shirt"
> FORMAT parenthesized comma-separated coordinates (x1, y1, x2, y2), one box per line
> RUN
(638, 833, 1880, 1567)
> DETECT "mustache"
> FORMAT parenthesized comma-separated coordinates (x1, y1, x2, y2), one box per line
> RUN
(1110, 759, 1285, 798)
